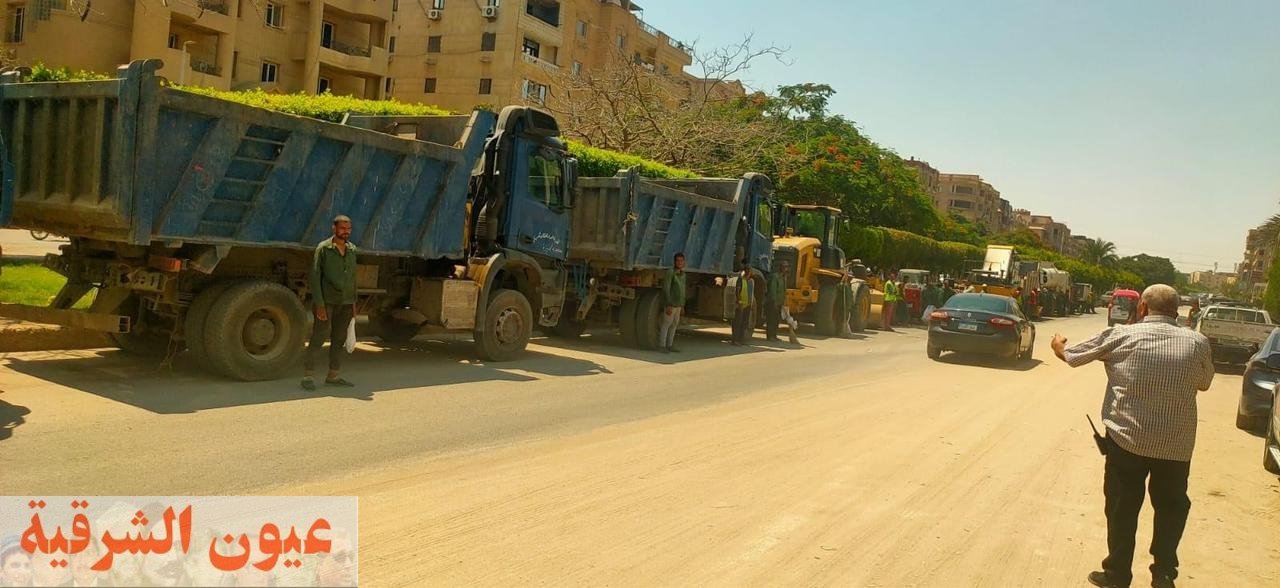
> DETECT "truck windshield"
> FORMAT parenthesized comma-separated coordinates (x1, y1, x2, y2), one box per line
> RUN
(792, 210, 832, 242)
(529, 152, 564, 209)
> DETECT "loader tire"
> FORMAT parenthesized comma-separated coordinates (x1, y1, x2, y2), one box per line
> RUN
(814, 282, 841, 337)
(203, 280, 308, 381)
(849, 284, 871, 333)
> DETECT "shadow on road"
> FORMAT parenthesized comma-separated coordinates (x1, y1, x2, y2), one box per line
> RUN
(533, 328, 791, 364)
(1, 343, 612, 415)
(1214, 363, 1247, 376)
(0, 394, 31, 441)
(933, 352, 1043, 372)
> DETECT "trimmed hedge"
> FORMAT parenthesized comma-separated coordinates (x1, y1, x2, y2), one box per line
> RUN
(568, 142, 696, 179)
(176, 86, 451, 123)
(840, 225, 982, 274)
(25, 63, 112, 82)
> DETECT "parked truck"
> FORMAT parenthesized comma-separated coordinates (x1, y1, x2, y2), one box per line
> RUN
(0, 60, 577, 380)
(1197, 305, 1274, 365)
(553, 169, 775, 348)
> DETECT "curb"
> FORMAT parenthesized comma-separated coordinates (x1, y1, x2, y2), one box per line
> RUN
(0, 323, 109, 353)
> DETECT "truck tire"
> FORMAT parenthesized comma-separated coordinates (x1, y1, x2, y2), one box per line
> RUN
(635, 290, 663, 350)
(92, 292, 170, 357)
(814, 282, 841, 337)
(202, 281, 308, 381)
(549, 300, 587, 339)
(184, 281, 238, 365)
(618, 297, 639, 348)
(475, 289, 532, 362)
(849, 284, 871, 333)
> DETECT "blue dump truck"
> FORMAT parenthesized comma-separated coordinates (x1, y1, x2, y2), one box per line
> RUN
(553, 169, 774, 348)
(0, 60, 576, 380)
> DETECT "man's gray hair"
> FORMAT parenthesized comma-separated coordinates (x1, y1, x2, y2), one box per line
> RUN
(1142, 284, 1180, 316)
(333, 214, 352, 225)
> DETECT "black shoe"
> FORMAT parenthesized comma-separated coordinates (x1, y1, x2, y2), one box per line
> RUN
(324, 377, 355, 387)
(766, 336, 780, 342)
(300, 378, 317, 391)
(1151, 574, 1175, 588)
(1088, 570, 1130, 588)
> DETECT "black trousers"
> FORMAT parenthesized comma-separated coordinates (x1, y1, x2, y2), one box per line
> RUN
(1102, 437, 1191, 584)
(731, 306, 752, 343)
(765, 304, 781, 340)
(305, 304, 354, 374)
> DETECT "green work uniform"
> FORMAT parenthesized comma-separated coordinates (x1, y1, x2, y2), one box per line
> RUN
(661, 268, 686, 308)
(764, 272, 785, 308)
(310, 237, 359, 309)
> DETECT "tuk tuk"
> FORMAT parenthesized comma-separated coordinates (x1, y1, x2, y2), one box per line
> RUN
(1108, 289, 1141, 326)
(899, 269, 932, 320)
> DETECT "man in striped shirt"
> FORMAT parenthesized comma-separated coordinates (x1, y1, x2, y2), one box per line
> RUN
(1051, 284, 1214, 588)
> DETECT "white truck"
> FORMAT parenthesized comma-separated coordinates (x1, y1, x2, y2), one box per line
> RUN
(1196, 305, 1274, 365)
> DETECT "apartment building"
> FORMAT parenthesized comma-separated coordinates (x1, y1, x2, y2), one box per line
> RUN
(936, 173, 1005, 232)
(1240, 226, 1275, 295)
(1027, 214, 1072, 253)
(386, 0, 708, 112)
(904, 157, 941, 207)
(1190, 271, 1237, 291)
(2, 0, 391, 97)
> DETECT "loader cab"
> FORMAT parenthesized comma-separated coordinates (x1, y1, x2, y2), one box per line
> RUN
(477, 106, 576, 261)
(773, 204, 845, 270)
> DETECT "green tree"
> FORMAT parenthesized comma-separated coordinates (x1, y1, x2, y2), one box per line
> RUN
(1117, 254, 1179, 287)
(1080, 237, 1119, 267)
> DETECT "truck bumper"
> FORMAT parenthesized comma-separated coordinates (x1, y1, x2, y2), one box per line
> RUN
(0, 303, 130, 333)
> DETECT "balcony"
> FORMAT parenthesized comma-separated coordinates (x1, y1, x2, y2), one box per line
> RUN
(318, 43, 389, 77)
(299, 0, 391, 22)
(518, 12, 562, 46)
(170, 0, 236, 33)
(157, 47, 230, 90)
(665, 36, 693, 57)
(521, 52, 559, 73)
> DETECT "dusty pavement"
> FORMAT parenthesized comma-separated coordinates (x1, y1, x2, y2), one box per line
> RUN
(1, 314, 1277, 586)
(0, 228, 65, 259)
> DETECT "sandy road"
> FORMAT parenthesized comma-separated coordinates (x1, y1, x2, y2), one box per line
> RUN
(256, 316, 1279, 587)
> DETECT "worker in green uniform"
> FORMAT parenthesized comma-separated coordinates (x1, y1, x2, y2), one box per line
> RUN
(763, 262, 788, 342)
(303, 215, 358, 390)
(659, 252, 687, 353)
(882, 271, 899, 332)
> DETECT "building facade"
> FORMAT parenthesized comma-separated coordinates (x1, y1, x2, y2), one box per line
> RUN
(1240, 226, 1274, 297)
(3, 0, 392, 97)
(936, 173, 1004, 232)
(904, 157, 941, 207)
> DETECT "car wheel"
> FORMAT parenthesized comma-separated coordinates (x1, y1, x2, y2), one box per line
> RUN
(1264, 414, 1280, 475)
(927, 344, 941, 360)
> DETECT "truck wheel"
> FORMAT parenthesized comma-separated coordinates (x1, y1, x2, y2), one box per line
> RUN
(184, 281, 238, 364)
(814, 282, 840, 337)
(92, 292, 170, 357)
(475, 289, 532, 362)
(635, 290, 663, 350)
(618, 297, 639, 348)
(849, 285, 870, 333)
(203, 281, 308, 381)
(549, 300, 587, 339)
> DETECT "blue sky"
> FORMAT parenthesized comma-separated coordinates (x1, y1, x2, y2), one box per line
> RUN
(636, 0, 1279, 272)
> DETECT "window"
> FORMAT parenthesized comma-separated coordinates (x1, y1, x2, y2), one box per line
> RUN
(318, 77, 331, 94)
(431, 0, 444, 7)
(616, 34, 625, 49)
(521, 79, 548, 104)
(571, 61, 582, 76)
(953, 185, 974, 195)
(479, 78, 492, 95)
(7, 6, 24, 43)
(320, 21, 334, 49)
(388, 36, 396, 53)
(260, 61, 278, 83)
(521, 37, 539, 58)
(427, 35, 442, 53)
(168, 33, 178, 49)
(265, 2, 282, 28)
(384, 77, 394, 95)
(423, 77, 437, 93)
(949, 200, 973, 209)
(528, 151, 565, 209)
(576, 20, 587, 38)
(480, 32, 496, 51)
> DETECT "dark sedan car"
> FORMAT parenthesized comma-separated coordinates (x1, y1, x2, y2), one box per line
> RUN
(1238, 328, 1280, 433)
(927, 293, 1036, 362)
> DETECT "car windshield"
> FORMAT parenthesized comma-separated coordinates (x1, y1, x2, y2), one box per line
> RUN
(1114, 297, 1136, 310)
(943, 294, 1013, 314)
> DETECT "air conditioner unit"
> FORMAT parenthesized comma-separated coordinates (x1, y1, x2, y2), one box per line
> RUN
(482, 6, 498, 19)
(427, 8, 441, 19)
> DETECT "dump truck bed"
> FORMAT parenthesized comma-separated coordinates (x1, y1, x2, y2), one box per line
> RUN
(570, 169, 760, 274)
(0, 60, 490, 260)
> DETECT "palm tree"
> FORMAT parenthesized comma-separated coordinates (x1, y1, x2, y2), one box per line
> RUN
(1080, 237, 1118, 267)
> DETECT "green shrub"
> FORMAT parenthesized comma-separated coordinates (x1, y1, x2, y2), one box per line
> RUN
(567, 142, 696, 179)
(26, 63, 111, 82)
(175, 86, 451, 123)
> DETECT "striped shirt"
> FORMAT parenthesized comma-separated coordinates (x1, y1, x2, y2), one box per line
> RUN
(1063, 315, 1215, 461)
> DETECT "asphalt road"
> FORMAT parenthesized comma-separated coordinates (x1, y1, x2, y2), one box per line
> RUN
(0, 228, 65, 259)
(1, 315, 1276, 586)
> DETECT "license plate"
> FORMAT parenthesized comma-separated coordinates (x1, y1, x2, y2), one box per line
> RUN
(958, 323, 980, 332)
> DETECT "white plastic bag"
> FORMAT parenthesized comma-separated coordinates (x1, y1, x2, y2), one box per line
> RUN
(344, 318, 357, 353)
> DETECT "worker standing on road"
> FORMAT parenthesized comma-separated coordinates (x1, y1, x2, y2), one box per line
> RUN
(1050, 284, 1213, 588)
(658, 252, 686, 353)
(881, 271, 899, 332)
(763, 261, 787, 342)
(302, 215, 359, 390)
(731, 262, 755, 346)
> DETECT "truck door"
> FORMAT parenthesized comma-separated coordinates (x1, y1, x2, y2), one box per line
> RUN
(504, 140, 571, 260)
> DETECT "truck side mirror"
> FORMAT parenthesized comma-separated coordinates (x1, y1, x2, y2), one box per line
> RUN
(562, 157, 577, 209)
